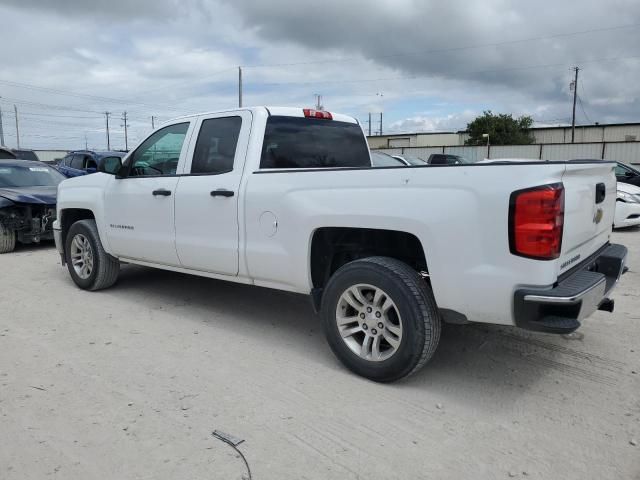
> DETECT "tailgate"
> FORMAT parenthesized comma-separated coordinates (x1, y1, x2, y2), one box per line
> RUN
(558, 161, 616, 276)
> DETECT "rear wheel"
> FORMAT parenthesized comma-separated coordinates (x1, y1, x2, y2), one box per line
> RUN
(321, 256, 441, 382)
(0, 223, 16, 254)
(65, 219, 120, 290)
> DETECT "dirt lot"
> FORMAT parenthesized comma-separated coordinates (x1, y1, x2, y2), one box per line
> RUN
(1, 231, 639, 480)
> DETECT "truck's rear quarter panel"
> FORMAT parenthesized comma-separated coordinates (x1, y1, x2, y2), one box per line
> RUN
(244, 162, 611, 326)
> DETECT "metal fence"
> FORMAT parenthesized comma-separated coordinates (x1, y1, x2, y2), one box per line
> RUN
(374, 141, 640, 165)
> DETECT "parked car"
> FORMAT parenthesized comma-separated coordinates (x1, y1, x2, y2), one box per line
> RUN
(615, 182, 640, 229)
(0, 147, 17, 159)
(57, 150, 126, 178)
(370, 151, 409, 167)
(11, 148, 40, 161)
(616, 162, 640, 188)
(54, 107, 626, 382)
(392, 155, 427, 166)
(426, 153, 470, 165)
(0, 159, 65, 253)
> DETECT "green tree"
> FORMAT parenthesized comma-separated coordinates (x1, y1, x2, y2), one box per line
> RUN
(464, 111, 535, 145)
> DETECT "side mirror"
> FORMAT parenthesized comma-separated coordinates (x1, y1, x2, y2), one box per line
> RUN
(625, 171, 635, 178)
(99, 157, 123, 175)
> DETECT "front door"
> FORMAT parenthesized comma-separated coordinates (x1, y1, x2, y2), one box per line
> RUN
(103, 122, 193, 266)
(174, 112, 251, 275)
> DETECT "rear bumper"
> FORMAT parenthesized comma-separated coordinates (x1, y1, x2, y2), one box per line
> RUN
(514, 243, 628, 334)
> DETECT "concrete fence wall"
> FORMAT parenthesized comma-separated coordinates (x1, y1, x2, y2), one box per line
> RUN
(374, 141, 640, 165)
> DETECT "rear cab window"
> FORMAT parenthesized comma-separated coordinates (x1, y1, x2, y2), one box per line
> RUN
(259, 116, 370, 169)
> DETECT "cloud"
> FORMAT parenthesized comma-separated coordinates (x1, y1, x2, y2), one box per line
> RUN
(222, 0, 640, 122)
(0, 0, 186, 19)
(0, 0, 639, 149)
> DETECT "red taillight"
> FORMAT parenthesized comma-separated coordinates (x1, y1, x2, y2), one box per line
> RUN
(303, 108, 333, 120)
(509, 183, 564, 260)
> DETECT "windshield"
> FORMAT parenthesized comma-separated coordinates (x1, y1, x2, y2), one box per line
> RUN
(0, 164, 65, 188)
(617, 162, 640, 176)
(371, 152, 407, 167)
(401, 155, 427, 166)
(12, 150, 40, 161)
(0, 149, 16, 160)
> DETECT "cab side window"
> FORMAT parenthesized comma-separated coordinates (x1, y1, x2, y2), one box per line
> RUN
(190, 117, 242, 175)
(70, 154, 85, 170)
(85, 156, 98, 170)
(616, 165, 629, 176)
(128, 123, 190, 177)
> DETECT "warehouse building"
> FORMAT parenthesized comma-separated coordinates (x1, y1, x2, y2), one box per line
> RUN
(367, 122, 640, 149)
(368, 122, 640, 165)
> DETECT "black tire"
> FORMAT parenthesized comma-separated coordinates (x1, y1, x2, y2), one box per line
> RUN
(321, 256, 441, 382)
(65, 219, 120, 291)
(0, 223, 16, 254)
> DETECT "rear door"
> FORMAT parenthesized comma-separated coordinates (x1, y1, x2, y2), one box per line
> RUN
(174, 111, 251, 275)
(103, 121, 194, 266)
(558, 161, 617, 275)
(58, 154, 73, 176)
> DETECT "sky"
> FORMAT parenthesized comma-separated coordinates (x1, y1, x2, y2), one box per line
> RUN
(0, 0, 639, 150)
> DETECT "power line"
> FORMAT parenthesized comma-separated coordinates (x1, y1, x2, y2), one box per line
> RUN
(131, 67, 237, 96)
(577, 95, 593, 124)
(0, 96, 106, 114)
(121, 111, 130, 150)
(246, 54, 640, 89)
(0, 79, 194, 113)
(241, 22, 640, 69)
(0, 22, 636, 117)
(571, 66, 580, 143)
(9, 111, 102, 120)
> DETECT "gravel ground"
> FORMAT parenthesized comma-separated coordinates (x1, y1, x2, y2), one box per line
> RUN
(1, 230, 639, 480)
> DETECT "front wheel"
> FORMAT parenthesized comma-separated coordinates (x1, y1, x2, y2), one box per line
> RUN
(321, 256, 441, 382)
(0, 223, 16, 254)
(65, 219, 120, 291)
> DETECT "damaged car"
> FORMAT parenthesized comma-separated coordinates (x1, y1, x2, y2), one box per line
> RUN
(0, 159, 64, 253)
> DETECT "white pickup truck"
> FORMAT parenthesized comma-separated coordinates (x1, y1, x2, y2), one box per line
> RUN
(53, 107, 628, 382)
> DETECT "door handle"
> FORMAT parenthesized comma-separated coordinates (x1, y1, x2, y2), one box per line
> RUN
(210, 189, 234, 197)
(152, 189, 172, 197)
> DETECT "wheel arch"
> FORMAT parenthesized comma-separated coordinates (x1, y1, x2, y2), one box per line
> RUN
(309, 227, 429, 311)
(60, 208, 96, 252)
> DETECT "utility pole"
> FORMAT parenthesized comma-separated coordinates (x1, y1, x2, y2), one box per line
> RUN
(571, 66, 580, 144)
(121, 111, 130, 151)
(104, 112, 111, 150)
(84, 132, 88, 150)
(0, 101, 4, 147)
(14, 105, 20, 148)
(238, 66, 243, 108)
(151, 115, 155, 129)
(368, 112, 372, 136)
(379, 112, 383, 136)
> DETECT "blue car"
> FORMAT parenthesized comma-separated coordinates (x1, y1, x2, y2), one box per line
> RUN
(0, 159, 66, 253)
(57, 150, 126, 178)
